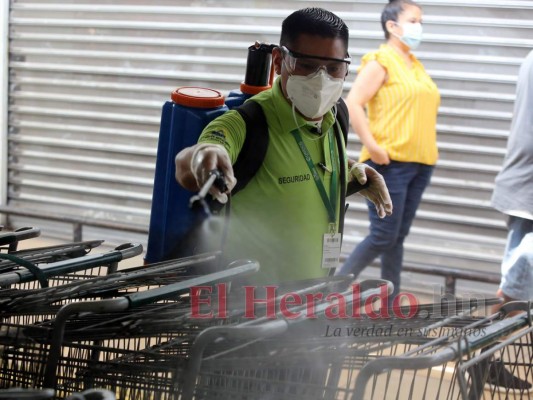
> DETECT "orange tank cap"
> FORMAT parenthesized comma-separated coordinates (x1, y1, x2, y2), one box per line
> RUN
(171, 87, 225, 108)
(240, 82, 272, 96)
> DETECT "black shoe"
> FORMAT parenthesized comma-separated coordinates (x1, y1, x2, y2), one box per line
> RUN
(485, 359, 532, 393)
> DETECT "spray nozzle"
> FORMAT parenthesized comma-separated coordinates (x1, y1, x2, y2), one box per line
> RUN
(210, 169, 228, 193)
(189, 170, 228, 215)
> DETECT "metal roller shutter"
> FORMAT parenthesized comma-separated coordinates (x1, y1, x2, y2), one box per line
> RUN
(4, 0, 533, 294)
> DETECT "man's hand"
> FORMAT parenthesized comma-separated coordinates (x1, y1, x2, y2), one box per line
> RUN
(350, 163, 392, 218)
(188, 144, 237, 203)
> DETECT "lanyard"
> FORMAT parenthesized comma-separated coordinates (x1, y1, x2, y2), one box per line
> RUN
(291, 127, 338, 231)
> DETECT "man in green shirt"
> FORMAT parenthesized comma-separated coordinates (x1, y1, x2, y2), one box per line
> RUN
(175, 7, 392, 284)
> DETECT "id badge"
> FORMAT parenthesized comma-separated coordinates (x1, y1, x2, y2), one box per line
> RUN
(322, 233, 342, 269)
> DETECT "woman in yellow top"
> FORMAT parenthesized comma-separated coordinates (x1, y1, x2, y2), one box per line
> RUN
(336, 0, 440, 305)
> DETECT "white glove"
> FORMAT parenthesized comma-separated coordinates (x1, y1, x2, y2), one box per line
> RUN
(190, 144, 237, 203)
(350, 163, 393, 218)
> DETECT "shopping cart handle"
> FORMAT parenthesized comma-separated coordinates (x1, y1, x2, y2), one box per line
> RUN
(0, 388, 55, 399)
(358, 278, 394, 295)
(500, 300, 530, 315)
(38, 242, 143, 276)
(125, 259, 260, 308)
(0, 243, 144, 286)
(114, 242, 143, 260)
(0, 226, 41, 246)
(65, 388, 116, 400)
(10, 239, 104, 259)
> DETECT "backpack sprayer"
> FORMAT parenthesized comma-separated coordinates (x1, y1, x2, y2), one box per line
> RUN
(145, 42, 276, 265)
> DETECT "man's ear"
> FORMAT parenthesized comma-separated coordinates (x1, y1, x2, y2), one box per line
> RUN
(272, 47, 283, 75)
(386, 20, 396, 34)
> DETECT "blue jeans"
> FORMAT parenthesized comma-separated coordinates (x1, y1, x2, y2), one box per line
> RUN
(503, 216, 533, 262)
(500, 216, 533, 300)
(336, 161, 434, 302)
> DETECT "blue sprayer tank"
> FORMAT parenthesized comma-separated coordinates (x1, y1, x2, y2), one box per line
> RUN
(145, 42, 275, 263)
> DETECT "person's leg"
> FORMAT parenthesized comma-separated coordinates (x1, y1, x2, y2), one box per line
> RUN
(493, 217, 533, 313)
(380, 164, 434, 301)
(336, 161, 406, 277)
(502, 216, 533, 270)
(499, 231, 533, 301)
(336, 162, 414, 294)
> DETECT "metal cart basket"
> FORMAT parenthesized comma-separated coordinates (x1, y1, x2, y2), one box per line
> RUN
(0, 258, 260, 399)
(182, 296, 533, 400)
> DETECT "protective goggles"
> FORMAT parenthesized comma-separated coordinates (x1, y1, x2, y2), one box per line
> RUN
(281, 46, 351, 79)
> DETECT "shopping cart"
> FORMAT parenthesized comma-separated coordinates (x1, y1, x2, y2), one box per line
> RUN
(0, 242, 142, 290)
(172, 278, 396, 399)
(0, 251, 228, 337)
(456, 302, 533, 400)
(49, 272, 367, 399)
(0, 258, 260, 399)
(2, 270, 377, 399)
(0, 251, 222, 318)
(181, 294, 516, 400)
(352, 301, 533, 400)
(60, 275, 372, 400)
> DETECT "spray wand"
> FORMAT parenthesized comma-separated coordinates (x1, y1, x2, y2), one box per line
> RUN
(189, 170, 228, 217)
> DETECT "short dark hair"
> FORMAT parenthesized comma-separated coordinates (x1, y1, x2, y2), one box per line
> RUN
(280, 8, 349, 54)
(381, 0, 421, 39)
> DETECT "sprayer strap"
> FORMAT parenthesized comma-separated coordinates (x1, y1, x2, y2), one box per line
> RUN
(232, 100, 269, 195)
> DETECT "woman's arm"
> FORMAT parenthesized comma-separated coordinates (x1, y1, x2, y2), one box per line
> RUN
(345, 60, 390, 165)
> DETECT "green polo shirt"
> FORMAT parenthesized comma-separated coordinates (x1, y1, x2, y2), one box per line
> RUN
(198, 77, 347, 284)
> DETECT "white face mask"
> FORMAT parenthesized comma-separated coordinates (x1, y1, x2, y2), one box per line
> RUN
(394, 22, 423, 50)
(286, 69, 344, 120)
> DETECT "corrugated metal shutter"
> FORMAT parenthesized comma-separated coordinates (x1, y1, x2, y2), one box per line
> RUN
(5, 0, 533, 294)
(6, 1, 286, 245)
(339, 0, 533, 293)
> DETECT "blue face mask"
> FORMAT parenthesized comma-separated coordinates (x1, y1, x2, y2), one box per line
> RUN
(394, 22, 423, 50)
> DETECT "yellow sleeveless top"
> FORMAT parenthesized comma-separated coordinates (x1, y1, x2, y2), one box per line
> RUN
(358, 44, 440, 165)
